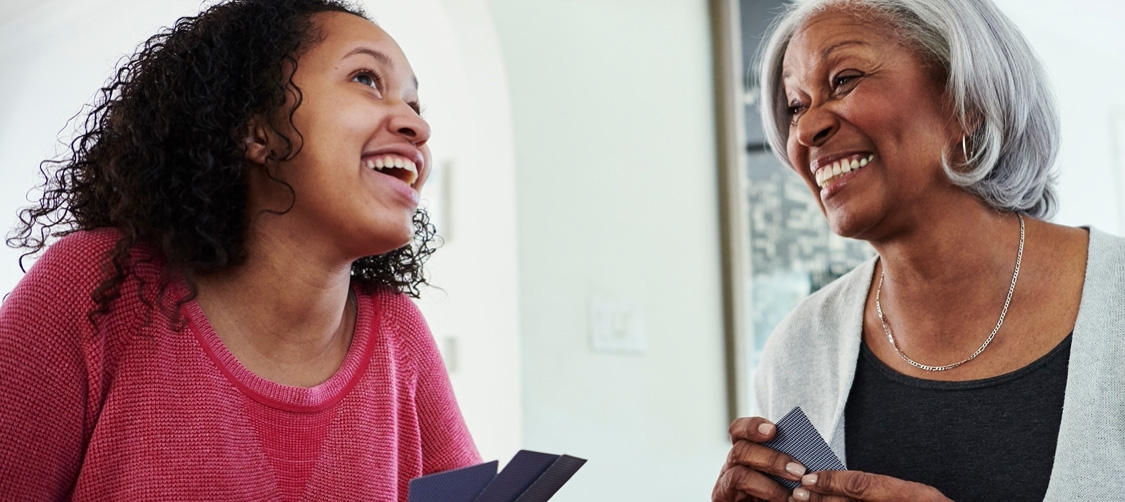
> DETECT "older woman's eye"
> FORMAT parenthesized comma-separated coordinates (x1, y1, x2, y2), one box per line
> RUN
(787, 102, 806, 123)
(832, 73, 861, 91)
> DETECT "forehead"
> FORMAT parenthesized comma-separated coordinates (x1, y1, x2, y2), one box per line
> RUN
(783, 8, 906, 75)
(303, 11, 415, 75)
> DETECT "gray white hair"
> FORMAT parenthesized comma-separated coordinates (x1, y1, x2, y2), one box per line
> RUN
(758, 0, 1059, 218)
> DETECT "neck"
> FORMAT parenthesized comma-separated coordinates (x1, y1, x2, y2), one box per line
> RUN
(869, 202, 1022, 291)
(192, 226, 357, 386)
(866, 200, 1028, 359)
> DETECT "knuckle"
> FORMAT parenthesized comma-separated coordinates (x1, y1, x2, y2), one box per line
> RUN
(728, 418, 748, 438)
(842, 472, 877, 496)
(730, 439, 758, 465)
(729, 417, 762, 440)
(761, 448, 787, 470)
(712, 469, 737, 500)
(715, 464, 787, 502)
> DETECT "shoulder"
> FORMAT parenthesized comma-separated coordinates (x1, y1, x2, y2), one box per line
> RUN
(1075, 228, 1125, 321)
(371, 289, 429, 331)
(5, 230, 121, 319)
(753, 258, 874, 417)
(27, 229, 122, 284)
(1081, 228, 1125, 296)
(21, 229, 161, 287)
(360, 289, 442, 369)
(3, 229, 166, 339)
(1088, 227, 1125, 257)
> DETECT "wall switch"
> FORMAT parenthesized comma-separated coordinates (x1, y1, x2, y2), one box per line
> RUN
(589, 296, 647, 354)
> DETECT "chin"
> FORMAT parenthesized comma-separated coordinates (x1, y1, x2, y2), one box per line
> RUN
(353, 223, 417, 259)
(825, 210, 876, 240)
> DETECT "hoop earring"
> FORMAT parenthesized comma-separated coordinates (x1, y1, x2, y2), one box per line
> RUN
(961, 136, 970, 164)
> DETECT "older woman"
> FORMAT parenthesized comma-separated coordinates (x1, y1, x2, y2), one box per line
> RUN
(713, 0, 1124, 501)
(0, 0, 479, 500)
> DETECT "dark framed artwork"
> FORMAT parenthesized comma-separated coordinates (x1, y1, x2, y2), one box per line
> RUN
(711, 0, 873, 421)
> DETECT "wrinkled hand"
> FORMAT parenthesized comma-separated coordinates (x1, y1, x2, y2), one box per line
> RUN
(790, 470, 952, 502)
(713, 416, 809, 502)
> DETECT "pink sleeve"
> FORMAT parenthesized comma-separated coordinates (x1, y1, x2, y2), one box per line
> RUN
(392, 296, 482, 474)
(0, 236, 102, 500)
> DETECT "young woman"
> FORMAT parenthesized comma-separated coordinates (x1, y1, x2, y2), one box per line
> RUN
(0, 1, 479, 500)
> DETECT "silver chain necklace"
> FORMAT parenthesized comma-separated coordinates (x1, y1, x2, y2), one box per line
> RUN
(874, 213, 1025, 372)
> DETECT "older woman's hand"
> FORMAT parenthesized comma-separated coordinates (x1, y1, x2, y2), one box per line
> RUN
(713, 417, 809, 502)
(790, 470, 952, 502)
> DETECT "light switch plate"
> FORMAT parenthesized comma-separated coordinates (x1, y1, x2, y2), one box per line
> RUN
(588, 296, 647, 354)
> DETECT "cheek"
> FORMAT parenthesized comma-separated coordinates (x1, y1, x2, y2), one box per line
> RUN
(785, 136, 809, 180)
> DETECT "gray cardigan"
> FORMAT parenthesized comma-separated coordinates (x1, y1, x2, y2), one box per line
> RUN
(754, 228, 1125, 498)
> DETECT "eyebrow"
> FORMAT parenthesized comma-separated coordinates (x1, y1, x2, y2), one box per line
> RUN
(821, 40, 868, 59)
(781, 39, 869, 80)
(344, 47, 393, 66)
(343, 47, 419, 89)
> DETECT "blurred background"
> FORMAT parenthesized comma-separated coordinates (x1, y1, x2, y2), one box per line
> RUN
(1, 0, 1122, 500)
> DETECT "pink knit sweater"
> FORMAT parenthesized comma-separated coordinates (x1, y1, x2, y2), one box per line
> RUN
(0, 230, 480, 501)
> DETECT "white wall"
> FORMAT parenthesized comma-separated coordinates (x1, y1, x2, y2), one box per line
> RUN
(484, 1, 732, 500)
(0, 0, 522, 463)
(370, 0, 523, 463)
(992, 0, 1125, 234)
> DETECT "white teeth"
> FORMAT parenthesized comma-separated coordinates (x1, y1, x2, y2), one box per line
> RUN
(814, 154, 875, 188)
(364, 154, 421, 185)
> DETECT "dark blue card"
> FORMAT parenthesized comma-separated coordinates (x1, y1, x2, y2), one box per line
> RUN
(408, 450, 585, 502)
(473, 450, 559, 502)
(511, 455, 586, 502)
(408, 460, 498, 502)
(760, 406, 846, 490)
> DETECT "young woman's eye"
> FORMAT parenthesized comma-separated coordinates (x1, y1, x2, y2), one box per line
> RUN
(352, 70, 382, 89)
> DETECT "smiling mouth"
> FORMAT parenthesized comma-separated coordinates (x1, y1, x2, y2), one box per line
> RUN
(815, 154, 873, 188)
(364, 155, 419, 185)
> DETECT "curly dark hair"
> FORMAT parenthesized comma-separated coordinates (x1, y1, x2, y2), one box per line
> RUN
(7, 0, 438, 319)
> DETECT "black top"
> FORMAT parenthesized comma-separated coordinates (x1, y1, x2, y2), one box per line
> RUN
(845, 335, 1071, 502)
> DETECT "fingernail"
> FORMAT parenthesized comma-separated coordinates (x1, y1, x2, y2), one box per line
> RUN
(802, 473, 818, 486)
(758, 423, 774, 435)
(785, 462, 806, 477)
(792, 487, 810, 501)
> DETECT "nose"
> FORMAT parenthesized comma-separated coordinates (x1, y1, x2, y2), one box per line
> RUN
(793, 104, 838, 147)
(389, 103, 431, 146)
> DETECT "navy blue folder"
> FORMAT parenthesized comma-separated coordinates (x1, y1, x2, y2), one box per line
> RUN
(408, 450, 586, 502)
